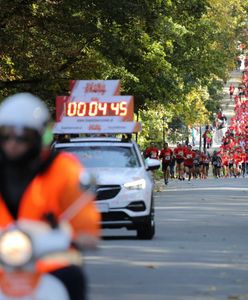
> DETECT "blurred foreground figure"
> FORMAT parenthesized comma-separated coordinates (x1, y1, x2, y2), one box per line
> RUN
(0, 93, 101, 300)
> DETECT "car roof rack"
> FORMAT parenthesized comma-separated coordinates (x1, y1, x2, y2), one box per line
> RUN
(54, 133, 135, 146)
(60, 133, 134, 143)
(70, 137, 122, 143)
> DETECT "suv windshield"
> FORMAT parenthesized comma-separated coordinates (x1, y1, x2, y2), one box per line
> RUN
(57, 146, 141, 168)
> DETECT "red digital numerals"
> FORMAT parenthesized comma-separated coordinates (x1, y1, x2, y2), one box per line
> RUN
(66, 101, 128, 117)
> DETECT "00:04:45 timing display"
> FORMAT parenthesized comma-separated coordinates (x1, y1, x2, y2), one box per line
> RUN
(66, 101, 129, 117)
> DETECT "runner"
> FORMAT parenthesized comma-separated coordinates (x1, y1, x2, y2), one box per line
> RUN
(241, 148, 248, 177)
(145, 142, 159, 159)
(204, 151, 211, 178)
(199, 151, 208, 179)
(173, 143, 186, 180)
(229, 83, 235, 99)
(159, 142, 173, 185)
(212, 151, 222, 178)
(221, 151, 229, 177)
(184, 145, 195, 181)
(228, 152, 235, 177)
(193, 149, 200, 179)
(233, 149, 242, 177)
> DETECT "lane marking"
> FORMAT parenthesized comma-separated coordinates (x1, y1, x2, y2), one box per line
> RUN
(155, 187, 248, 193)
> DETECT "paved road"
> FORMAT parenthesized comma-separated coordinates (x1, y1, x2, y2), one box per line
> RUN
(85, 178, 248, 300)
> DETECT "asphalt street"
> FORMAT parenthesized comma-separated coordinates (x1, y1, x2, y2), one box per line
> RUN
(85, 178, 248, 300)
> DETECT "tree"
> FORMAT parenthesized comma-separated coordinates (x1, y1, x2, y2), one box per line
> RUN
(0, 0, 247, 134)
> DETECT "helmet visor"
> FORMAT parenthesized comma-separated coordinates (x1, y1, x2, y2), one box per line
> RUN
(0, 126, 39, 145)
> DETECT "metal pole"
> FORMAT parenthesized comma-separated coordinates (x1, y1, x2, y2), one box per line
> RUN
(199, 125, 202, 151)
(135, 112, 139, 143)
(162, 117, 166, 144)
(163, 119, 165, 144)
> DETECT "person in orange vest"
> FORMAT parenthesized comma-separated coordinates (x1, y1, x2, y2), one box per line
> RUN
(0, 93, 101, 300)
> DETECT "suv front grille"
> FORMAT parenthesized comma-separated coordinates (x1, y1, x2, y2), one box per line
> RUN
(101, 212, 129, 222)
(96, 185, 121, 201)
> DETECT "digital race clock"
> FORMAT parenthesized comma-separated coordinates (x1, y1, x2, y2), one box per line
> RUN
(66, 101, 128, 117)
(54, 81, 141, 134)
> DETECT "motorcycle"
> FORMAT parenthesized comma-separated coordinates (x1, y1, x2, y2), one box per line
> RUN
(0, 218, 74, 300)
(0, 177, 97, 300)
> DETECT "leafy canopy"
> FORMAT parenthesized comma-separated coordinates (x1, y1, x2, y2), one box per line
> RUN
(1, 0, 247, 144)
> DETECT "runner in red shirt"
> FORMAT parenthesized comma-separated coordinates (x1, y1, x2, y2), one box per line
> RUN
(221, 152, 229, 177)
(184, 145, 196, 181)
(233, 151, 242, 177)
(145, 142, 159, 159)
(229, 83, 235, 99)
(228, 152, 235, 177)
(241, 149, 248, 177)
(174, 143, 186, 180)
(160, 142, 173, 185)
(199, 151, 208, 179)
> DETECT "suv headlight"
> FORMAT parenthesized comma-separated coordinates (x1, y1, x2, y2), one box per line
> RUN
(123, 179, 146, 190)
(0, 230, 33, 267)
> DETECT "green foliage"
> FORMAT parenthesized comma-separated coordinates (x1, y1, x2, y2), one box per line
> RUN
(1, 0, 247, 144)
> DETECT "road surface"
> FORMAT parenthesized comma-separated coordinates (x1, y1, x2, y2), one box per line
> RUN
(85, 178, 248, 300)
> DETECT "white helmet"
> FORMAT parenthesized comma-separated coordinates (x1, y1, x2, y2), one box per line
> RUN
(0, 93, 50, 133)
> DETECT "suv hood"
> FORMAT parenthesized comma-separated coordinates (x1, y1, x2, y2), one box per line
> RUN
(87, 167, 146, 185)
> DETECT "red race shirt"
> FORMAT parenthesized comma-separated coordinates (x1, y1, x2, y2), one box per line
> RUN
(174, 147, 185, 160)
(221, 155, 229, 166)
(234, 154, 242, 164)
(160, 148, 173, 163)
(184, 149, 196, 166)
(240, 153, 247, 163)
(229, 85, 235, 93)
(145, 147, 159, 159)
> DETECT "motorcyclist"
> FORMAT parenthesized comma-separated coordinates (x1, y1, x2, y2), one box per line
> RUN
(0, 93, 101, 300)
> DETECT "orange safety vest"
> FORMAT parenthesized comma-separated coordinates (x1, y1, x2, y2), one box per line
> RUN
(0, 152, 101, 272)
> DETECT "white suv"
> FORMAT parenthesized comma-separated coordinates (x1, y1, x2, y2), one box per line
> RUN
(54, 137, 160, 239)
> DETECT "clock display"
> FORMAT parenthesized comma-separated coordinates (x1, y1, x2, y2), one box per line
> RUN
(66, 101, 129, 117)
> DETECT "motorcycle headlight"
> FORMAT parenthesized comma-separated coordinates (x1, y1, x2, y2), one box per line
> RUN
(0, 230, 33, 267)
(123, 179, 146, 190)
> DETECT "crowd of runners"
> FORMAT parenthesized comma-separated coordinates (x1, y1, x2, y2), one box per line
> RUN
(211, 64, 248, 180)
(145, 65, 248, 185)
(145, 135, 248, 185)
(144, 142, 212, 184)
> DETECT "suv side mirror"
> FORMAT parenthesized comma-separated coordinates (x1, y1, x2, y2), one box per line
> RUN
(145, 158, 161, 171)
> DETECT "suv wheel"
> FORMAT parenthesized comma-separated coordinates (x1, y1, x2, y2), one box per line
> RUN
(136, 198, 155, 240)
